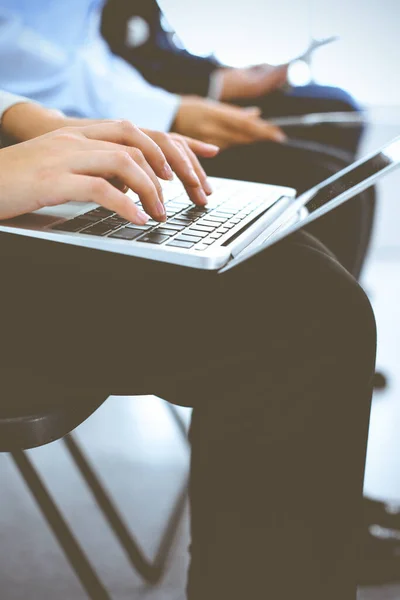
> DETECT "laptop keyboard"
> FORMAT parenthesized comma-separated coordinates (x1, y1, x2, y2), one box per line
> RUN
(51, 189, 271, 251)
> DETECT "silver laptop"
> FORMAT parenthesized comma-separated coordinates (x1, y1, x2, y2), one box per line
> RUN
(1, 135, 399, 273)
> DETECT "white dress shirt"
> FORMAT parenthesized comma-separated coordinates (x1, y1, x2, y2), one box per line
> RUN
(0, 1, 180, 131)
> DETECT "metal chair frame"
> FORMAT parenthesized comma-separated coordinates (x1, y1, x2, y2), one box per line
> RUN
(3, 400, 189, 599)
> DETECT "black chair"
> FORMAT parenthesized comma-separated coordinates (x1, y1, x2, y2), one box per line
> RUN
(0, 378, 188, 599)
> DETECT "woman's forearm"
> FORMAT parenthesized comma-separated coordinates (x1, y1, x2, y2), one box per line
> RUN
(1, 101, 116, 142)
(1, 101, 67, 142)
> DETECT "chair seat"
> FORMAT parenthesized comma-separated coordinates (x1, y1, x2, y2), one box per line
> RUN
(0, 370, 106, 451)
(0, 366, 107, 450)
(0, 399, 106, 451)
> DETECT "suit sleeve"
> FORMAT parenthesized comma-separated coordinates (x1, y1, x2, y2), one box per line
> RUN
(101, 0, 221, 97)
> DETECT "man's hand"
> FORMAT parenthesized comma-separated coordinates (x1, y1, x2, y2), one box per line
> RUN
(0, 121, 218, 223)
(172, 96, 286, 149)
(1, 104, 219, 208)
(218, 64, 288, 102)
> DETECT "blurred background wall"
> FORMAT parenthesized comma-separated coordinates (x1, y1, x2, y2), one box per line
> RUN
(160, 0, 400, 105)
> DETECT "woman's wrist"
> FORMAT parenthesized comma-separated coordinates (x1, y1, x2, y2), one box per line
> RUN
(1, 102, 68, 142)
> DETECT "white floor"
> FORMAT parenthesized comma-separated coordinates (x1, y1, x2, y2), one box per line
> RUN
(355, 252, 400, 600)
(363, 253, 400, 504)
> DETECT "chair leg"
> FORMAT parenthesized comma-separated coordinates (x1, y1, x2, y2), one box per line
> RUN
(63, 433, 188, 585)
(11, 450, 111, 600)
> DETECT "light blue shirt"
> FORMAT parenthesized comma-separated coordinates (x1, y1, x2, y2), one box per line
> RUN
(0, 0, 180, 131)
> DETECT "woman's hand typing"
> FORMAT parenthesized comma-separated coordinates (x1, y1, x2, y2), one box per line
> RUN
(0, 120, 219, 222)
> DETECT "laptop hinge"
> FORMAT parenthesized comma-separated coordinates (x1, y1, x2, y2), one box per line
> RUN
(228, 196, 294, 259)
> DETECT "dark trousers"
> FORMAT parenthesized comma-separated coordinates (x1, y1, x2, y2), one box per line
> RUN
(1, 225, 376, 599)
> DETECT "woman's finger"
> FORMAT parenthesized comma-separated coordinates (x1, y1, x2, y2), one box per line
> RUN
(76, 121, 174, 181)
(128, 146, 165, 206)
(170, 134, 220, 158)
(67, 137, 164, 202)
(166, 140, 208, 206)
(58, 174, 149, 225)
(69, 150, 166, 221)
(177, 139, 213, 196)
(147, 132, 204, 186)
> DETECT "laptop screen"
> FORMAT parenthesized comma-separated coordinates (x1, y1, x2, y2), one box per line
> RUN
(303, 137, 400, 215)
(220, 136, 400, 273)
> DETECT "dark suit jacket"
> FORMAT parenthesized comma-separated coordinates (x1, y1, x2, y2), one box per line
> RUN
(101, 0, 220, 96)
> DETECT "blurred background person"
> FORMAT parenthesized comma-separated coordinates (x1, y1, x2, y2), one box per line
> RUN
(101, 0, 364, 156)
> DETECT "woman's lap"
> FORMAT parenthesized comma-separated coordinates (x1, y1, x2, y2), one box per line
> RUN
(0, 228, 372, 408)
(0, 225, 376, 599)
